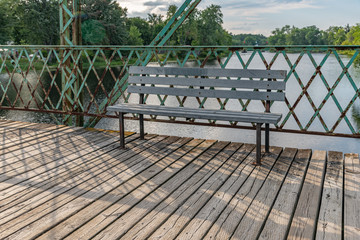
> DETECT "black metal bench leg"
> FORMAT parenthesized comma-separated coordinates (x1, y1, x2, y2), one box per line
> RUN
(139, 114, 144, 140)
(119, 112, 125, 149)
(265, 123, 270, 153)
(254, 123, 262, 166)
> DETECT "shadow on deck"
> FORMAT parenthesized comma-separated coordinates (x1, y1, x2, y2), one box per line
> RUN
(0, 120, 359, 240)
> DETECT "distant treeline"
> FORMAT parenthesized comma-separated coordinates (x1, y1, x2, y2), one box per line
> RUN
(232, 24, 360, 46)
(0, 0, 359, 48)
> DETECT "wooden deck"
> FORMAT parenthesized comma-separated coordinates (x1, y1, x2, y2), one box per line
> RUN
(0, 120, 359, 240)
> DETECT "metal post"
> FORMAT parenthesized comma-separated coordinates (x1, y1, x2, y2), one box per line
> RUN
(72, 0, 83, 126)
(119, 113, 125, 148)
(139, 95, 145, 139)
(265, 123, 270, 152)
(60, 0, 82, 126)
(265, 78, 271, 153)
(255, 123, 262, 166)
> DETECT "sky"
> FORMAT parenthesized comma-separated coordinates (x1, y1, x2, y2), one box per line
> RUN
(117, 0, 360, 36)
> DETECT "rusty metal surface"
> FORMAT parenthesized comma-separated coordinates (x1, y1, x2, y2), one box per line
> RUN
(0, 45, 360, 138)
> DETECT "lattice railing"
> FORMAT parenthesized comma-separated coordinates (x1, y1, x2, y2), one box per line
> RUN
(0, 45, 359, 137)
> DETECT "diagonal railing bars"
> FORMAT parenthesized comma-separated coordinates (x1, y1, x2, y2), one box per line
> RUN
(59, 0, 201, 126)
(0, 45, 360, 138)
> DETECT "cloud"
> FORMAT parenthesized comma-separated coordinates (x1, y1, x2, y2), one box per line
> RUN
(206, 0, 319, 16)
(215, 0, 321, 34)
(119, 0, 183, 17)
(143, 1, 168, 7)
(118, 0, 322, 35)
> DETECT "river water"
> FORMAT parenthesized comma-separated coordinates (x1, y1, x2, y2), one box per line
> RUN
(1, 52, 360, 153)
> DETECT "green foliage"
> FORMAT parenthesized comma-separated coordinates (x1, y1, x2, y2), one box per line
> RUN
(268, 25, 326, 45)
(82, 20, 107, 45)
(127, 17, 152, 45)
(12, 0, 59, 45)
(324, 26, 346, 45)
(341, 24, 360, 66)
(82, 0, 128, 45)
(232, 34, 267, 45)
(128, 26, 143, 45)
(0, 0, 358, 51)
(0, 0, 14, 44)
(343, 24, 360, 45)
(165, 4, 231, 46)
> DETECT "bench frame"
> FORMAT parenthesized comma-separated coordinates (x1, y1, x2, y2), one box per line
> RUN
(108, 66, 286, 165)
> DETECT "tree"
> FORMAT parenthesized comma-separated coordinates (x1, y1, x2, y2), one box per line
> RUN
(128, 25, 143, 45)
(82, 0, 128, 45)
(166, 4, 177, 20)
(197, 5, 231, 46)
(303, 25, 324, 45)
(342, 24, 360, 66)
(343, 24, 360, 45)
(12, 0, 59, 45)
(244, 36, 256, 45)
(324, 26, 346, 45)
(268, 27, 288, 45)
(232, 33, 267, 45)
(0, 0, 14, 44)
(147, 13, 164, 41)
(127, 17, 152, 45)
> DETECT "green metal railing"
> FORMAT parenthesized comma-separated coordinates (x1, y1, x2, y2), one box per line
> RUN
(0, 45, 359, 137)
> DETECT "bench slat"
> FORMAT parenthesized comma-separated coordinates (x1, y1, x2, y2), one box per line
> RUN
(129, 66, 287, 79)
(107, 104, 282, 124)
(128, 76, 286, 90)
(128, 86, 285, 101)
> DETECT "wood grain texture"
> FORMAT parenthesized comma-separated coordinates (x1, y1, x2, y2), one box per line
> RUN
(344, 153, 360, 240)
(129, 66, 287, 79)
(258, 149, 312, 240)
(229, 148, 298, 240)
(287, 150, 327, 240)
(0, 120, 356, 240)
(316, 151, 343, 240)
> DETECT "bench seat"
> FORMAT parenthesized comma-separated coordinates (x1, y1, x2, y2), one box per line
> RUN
(108, 103, 282, 124)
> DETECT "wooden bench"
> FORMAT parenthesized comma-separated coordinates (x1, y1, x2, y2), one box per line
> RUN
(107, 66, 287, 165)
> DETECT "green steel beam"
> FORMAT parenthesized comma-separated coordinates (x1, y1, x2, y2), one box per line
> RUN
(84, 0, 202, 127)
(59, 0, 83, 126)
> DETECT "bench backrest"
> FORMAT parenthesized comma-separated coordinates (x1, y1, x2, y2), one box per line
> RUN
(128, 66, 286, 101)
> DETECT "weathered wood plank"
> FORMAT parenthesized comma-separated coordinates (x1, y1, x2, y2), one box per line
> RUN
(0, 129, 109, 173)
(119, 143, 255, 240)
(0, 136, 189, 239)
(287, 150, 327, 240)
(129, 76, 286, 90)
(0, 133, 128, 195)
(64, 138, 213, 240)
(0, 125, 81, 154)
(68, 140, 220, 240)
(129, 66, 287, 79)
(44, 140, 224, 240)
(202, 147, 286, 240)
(175, 145, 280, 240)
(344, 153, 360, 240)
(108, 104, 282, 124)
(228, 148, 298, 240)
(316, 151, 343, 240)
(0, 134, 142, 213)
(0, 135, 167, 228)
(91, 141, 234, 240)
(0, 126, 130, 172)
(150, 147, 282, 240)
(0, 122, 67, 146)
(258, 149, 312, 240)
(128, 85, 285, 101)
